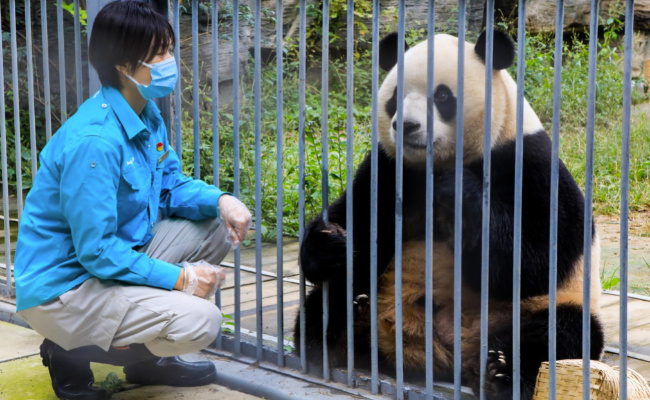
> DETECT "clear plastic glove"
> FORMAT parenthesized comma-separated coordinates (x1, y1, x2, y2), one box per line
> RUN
(180, 260, 226, 299)
(218, 194, 252, 248)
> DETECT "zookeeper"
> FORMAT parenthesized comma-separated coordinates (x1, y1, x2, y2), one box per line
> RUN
(13, 1, 252, 399)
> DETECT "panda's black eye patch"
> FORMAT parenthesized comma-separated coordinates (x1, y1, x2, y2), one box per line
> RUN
(434, 84, 456, 122)
(385, 87, 397, 118)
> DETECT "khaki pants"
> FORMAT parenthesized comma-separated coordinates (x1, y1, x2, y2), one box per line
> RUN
(18, 217, 231, 357)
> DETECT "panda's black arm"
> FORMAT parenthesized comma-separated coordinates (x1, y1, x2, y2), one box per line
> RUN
(439, 132, 588, 301)
(300, 148, 398, 286)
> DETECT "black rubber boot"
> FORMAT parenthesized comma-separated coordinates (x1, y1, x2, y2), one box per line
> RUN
(123, 355, 217, 387)
(80, 343, 217, 387)
(40, 339, 108, 400)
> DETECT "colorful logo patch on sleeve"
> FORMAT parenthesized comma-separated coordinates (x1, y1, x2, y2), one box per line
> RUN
(157, 142, 163, 152)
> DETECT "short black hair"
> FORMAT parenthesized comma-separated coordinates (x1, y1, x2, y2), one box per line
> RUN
(89, 1, 175, 90)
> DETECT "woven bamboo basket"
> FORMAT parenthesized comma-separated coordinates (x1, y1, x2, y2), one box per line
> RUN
(532, 359, 650, 400)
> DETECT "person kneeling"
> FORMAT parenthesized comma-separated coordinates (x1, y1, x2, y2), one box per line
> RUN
(13, 2, 252, 399)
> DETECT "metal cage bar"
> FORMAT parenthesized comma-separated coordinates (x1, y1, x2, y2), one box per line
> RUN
(9, 0, 24, 221)
(25, 0, 38, 180)
(479, 3, 495, 400)
(298, 0, 308, 375)
(424, 1, 436, 397)
(345, 0, 355, 387)
(57, 0, 67, 123)
(232, 0, 243, 357)
(192, 0, 200, 179)
(0, 0, 13, 297)
(582, 1, 600, 398)
(548, 2, 566, 398)
(42, 0, 53, 142)
(620, 1, 634, 398)
(321, 0, 331, 382)
(211, 0, 223, 349)
(454, 2, 466, 398)
(74, 0, 83, 108)
(253, 0, 264, 363)
(394, 0, 406, 397)
(275, 0, 286, 369)
(370, 0, 381, 393)
(512, 1, 527, 398)
(173, 0, 182, 157)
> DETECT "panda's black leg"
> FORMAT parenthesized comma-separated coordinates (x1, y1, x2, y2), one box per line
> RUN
(485, 304, 606, 400)
(293, 284, 357, 375)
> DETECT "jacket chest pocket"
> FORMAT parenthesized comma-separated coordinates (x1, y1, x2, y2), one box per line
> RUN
(119, 168, 150, 209)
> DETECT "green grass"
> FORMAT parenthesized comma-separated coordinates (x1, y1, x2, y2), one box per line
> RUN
(561, 113, 650, 215)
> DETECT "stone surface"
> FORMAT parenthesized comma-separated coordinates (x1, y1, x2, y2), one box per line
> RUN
(0, 321, 264, 400)
(497, 0, 650, 33)
(0, 321, 42, 362)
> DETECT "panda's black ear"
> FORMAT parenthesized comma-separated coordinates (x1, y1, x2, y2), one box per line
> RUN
(474, 30, 515, 70)
(379, 32, 410, 72)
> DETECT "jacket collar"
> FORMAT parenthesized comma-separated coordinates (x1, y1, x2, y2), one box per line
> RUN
(102, 86, 162, 140)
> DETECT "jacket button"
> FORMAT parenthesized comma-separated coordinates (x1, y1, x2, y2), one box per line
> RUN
(101, 103, 107, 109)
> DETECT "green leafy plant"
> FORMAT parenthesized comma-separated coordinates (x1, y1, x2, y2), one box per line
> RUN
(60, 1, 87, 26)
(96, 372, 123, 396)
(221, 312, 235, 334)
(601, 265, 620, 291)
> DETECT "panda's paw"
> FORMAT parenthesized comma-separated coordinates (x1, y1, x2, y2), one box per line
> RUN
(353, 294, 370, 316)
(484, 350, 511, 398)
(300, 220, 348, 283)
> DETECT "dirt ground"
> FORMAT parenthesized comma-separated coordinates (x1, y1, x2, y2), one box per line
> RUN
(596, 211, 650, 296)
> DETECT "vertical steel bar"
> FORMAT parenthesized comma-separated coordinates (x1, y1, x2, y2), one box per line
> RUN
(479, 3, 495, 400)
(321, 0, 331, 381)
(454, 1, 466, 399)
(233, 0, 242, 356)
(42, 0, 53, 142)
(345, 0, 355, 387)
(620, 1, 634, 398)
(0, 0, 13, 295)
(192, 0, 200, 179)
(394, 0, 406, 397)
(10, 0, 24, 220)
(74, 0, 83, 107)
(212, 0, 220, 188)
(512, 1, 527, 398)
(253, 0, 264, 363)
(57, 0, 67, 122)
(276, 0, 285, 368)
(548, 2, 565, 399)
(173, 0, 182, 157)
(25, 0, 38, 178)
(582, 1, 599, 398)
(298, 0, 308, 374)
(211, 0, 223, 349)
(425, 1, 436, 398)
(370, 0, 380, 393)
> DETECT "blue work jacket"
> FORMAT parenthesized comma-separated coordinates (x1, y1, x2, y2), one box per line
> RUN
(14, 86, 227, 311)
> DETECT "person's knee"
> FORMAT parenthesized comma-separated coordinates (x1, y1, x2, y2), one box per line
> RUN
(184, 299, 222, 349)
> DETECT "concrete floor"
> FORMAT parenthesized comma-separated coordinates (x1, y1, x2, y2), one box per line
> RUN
(0, 321, 264, 400)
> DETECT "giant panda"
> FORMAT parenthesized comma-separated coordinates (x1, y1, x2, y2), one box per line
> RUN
(294, 30, 605, 400)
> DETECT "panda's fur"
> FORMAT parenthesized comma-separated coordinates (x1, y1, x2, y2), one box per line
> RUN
(294, 30, 605, 400)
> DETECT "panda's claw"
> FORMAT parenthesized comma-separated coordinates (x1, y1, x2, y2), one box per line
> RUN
(483, 349, 510, 398)
(353, 294, 370, 316)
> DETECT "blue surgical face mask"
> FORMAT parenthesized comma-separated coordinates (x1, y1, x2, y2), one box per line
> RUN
(124, 57, 178, 100)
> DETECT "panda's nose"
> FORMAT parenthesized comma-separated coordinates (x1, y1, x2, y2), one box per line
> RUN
(392, 120, 421, 136)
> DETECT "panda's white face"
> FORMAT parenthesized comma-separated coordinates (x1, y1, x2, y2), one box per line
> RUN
(377, 33, 543, 168)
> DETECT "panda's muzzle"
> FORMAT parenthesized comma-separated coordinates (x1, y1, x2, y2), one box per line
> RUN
(391, 120, 421, 137)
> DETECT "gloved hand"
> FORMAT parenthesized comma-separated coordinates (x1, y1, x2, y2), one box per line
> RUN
(180, 260, 226, 299)
(218, 194, 252, 248)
